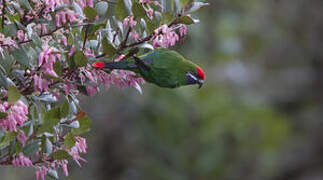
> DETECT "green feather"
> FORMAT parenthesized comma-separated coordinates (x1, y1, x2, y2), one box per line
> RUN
(99, 48, 201, 88)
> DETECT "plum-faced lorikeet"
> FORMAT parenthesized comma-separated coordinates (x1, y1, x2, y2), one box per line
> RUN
(92, 48, 205, 88)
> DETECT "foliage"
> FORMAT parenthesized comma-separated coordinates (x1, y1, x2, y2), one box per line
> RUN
(0, 0, 207, 179)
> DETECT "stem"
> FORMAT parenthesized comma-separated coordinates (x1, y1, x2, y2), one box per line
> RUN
(82, 25, 89, 51)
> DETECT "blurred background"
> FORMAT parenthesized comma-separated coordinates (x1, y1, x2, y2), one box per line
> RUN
(2, 0, 323, 179)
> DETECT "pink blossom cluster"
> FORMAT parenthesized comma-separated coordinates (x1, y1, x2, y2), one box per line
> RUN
(123, 16, 140, 40)
(68, 136, 87, 167)
(17, 130, 28, 146)
(55, 9, 81, 27)
(0, 100, 29, 132)
(152, 24, 179, 48)
(33, 44, 62, 92)
(138, 0, 162, 19)
(35, 166, 48, 180)
(38, 44, 61, 76)
(151, 24, 187, 48)
(43, 0, 93, 13)
(12, 152, 33, 167)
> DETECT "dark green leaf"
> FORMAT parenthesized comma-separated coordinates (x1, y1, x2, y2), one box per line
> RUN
(12, 47, 31, 68)
(38, 107, 61, 134)
(15, 140, 23, 153)
(145, 18, 156, 34)
(8, 86, 21, 104)
(115, 0, 128, 20)
(0, 131, 17, 148)
(23, 140, 40, 156)
(102, 38, 117, 57)
(53, 61, 63, 76)
(64, 133, 76, 149)
(161, 12, 174, 25)
(132, 2, 146, 19)
(73, 51, 88, 67)
(84, 6, 98, 21)
(61, 100, 70, 118)
(175, 15, 194, 25)
(52, 150, 71, 160)
(72, 117, 91, 135)
(3, 24, 17, 37)
(0, 112, 8, 119)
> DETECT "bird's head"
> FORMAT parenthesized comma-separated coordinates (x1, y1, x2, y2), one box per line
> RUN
(186, 66, 205, 88)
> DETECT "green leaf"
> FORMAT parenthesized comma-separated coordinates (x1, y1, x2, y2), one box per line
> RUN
(84, 6, 98, 21)
(23, 140, 40, 156)
(161, 12, 174, 25)
(0, 112, 8, 119)
(52, 150, 71, 160)
(38, 107, 61, 134)
(115, 0, 128, 20)
(72, 117, 91, 135)
(102, 38, 117, 57)
(12, 47, 31, 68)
(145, 17, 156, 34)
(179, 0, 191, 9)
(0, 131, 17, 148)
(73, 51, 88, 67)
(132, 2, 146, 19)
(8, 86, 21, 104)
(3, 24, 17, 37)
(15, 140, 23, 153)
(95, 1, 109, 16)
(60, 100, 70, 118)
(175, 15, 194, 25)
(53, 61, 63, 76)
(31, 34, 42, 47)
(64, 133, 76, 149)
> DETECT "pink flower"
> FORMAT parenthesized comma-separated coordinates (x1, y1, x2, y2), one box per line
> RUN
(62, 160, 69, 176)
(35, 166, 48, 180)
(62, 36, 67, 47)
(17, 130, 27, 147)
(12, 152, 33, 167)
(123, 16, 137, 29)
(147, 9, 154, 20)
(131, 30, 140, 40)
(85, 86, 97, 96)
(69, 45, 75, 56)
(63, 83, 77, 95)
(0, 100, 28, 132)
(75, 136, 87, 153)
(152, 24, 179, 48)
(179, 24, 187, 37)
(17, 30, 25, 41)
(33, 74, 49, 92)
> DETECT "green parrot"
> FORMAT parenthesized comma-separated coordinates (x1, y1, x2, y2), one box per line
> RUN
(92, 48, 205, 88)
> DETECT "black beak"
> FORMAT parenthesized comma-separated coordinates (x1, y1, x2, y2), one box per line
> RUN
(198, 79, 204, 89)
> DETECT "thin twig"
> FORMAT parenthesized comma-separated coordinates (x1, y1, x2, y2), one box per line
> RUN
(1, 0, 6, 28)
(82, 25, 89, 51)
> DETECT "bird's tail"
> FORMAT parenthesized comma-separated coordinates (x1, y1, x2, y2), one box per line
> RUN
(92, 60, 134, 70)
